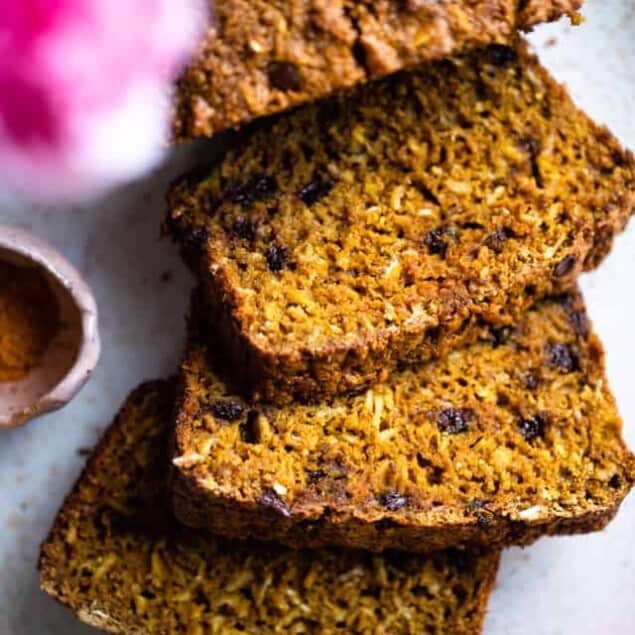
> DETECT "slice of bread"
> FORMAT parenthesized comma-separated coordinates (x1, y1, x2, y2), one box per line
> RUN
(167, 42, 635, 404)
(39, 381, 501, 634)
(173, 1, 582, 141)
(172, 291, 635, 553)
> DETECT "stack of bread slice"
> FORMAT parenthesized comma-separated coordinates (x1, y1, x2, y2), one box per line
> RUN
(40, 2, 635, 633)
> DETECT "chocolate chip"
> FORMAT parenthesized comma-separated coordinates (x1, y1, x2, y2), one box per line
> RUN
(484, 227, 514, 253)
(466, 499, 487, 512)
(260, 490, 290, 517)
(267, 61, 301, 91)
(229, 217, 257, 241)
(435, 408, 474, 434)
(378, 491, 409, 511)
(553, 254, 577, 277)
(568, 310, 589, 338)
(209, 400, 245, 421)
(298, 177, 333, 206)
(265, 244, 289, 272)
(523, 372, 539, 390)
(547, 343, 578, 372)
(423, 228, 448, 257)
(486, 44, 518, 68)
(306, 469, 326, 484)
(466, 500, 494, 528)
(518, 415, 546, 442)
(229, 174, 277, 206)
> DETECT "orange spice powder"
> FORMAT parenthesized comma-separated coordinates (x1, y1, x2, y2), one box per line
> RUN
(0, 260, 59, 382)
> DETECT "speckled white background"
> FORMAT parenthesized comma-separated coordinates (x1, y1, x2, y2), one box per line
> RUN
(1, 1, 634, 633)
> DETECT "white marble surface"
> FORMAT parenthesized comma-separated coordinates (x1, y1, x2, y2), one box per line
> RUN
(0, 1, 634, 632)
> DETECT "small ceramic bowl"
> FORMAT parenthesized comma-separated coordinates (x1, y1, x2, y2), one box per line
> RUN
(0, 225, 100, 428)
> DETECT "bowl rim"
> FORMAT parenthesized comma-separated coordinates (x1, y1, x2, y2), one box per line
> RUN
(0, 224, 101, 428)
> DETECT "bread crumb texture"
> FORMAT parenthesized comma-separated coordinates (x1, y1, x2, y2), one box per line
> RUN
(172, 0, 583, 140)
(39, 382, 500, 635)
(173, 292, 635, 552)
(168, 42, 635, 403)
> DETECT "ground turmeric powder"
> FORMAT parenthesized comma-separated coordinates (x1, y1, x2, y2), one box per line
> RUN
(0, 260, 59, 382)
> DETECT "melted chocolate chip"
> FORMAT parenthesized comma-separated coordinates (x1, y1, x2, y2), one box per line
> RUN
(466, 499, 487, 512)
(435, 408, 474, 434)
(306, 469, 326, 484)
(547, 343, 578, 372)
(229, 174, 277, 206)
(484, 227, 514, 253)
(423, 228, 448, 257)
(518, 415, 546, 442)
(298, 177, 333, 206)
(267, 61, 301, 91)
(265, 245, 287, 273)
(260, 490, 290, 517)
(523, 372, 539, 391)
(553, 254, 577, 278)
(486, 44, 518, 68)
(467, 500, 494, 528)
(209, 400, 245, 421)
(229, 217, 257, 241)
(378, 491, 409, 511)
(265, 244, 289, 272)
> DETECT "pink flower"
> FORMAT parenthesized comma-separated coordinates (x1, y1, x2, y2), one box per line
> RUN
(0, 0, 205, 201)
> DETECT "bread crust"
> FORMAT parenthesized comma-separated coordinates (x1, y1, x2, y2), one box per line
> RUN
(172, 0, 583, 141)
(172, 292, 635, 554)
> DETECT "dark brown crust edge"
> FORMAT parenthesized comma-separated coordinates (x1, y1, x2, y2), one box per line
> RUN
(460, 548, 503, 635)
(172, 467, 633, 554)
(171, 0, 583, 143)
(38, 381, 171, 629)
(166, 43, 635, 406)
